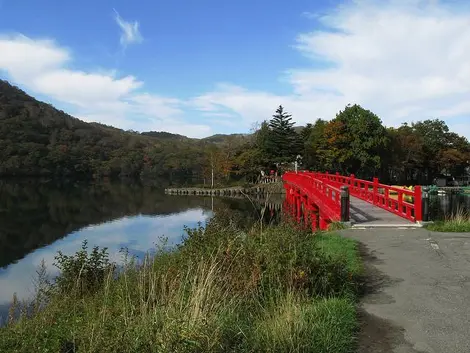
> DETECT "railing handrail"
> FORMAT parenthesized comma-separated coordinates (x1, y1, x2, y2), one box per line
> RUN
(290, 171, 422, 222)
(283, 172, 343, 222)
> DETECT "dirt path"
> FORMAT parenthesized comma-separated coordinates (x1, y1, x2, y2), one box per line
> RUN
(341, 228, 470, 353)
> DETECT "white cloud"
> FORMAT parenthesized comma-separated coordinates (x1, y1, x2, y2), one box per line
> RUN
(0, 35, 70, 76)
(32, 70, 143, 106)
(113, 9, 143, 47)
(192, 0, 470, 138)
(0, 34, 212, 137)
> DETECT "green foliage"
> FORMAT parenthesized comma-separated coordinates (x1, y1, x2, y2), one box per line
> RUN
(0, 81, 238, 183)
(425, 209, 470, 232)
(314, 234, 363, 277)
(265, 105, 303, 164)
(250, 296, 356, 353)
(319, 104, 389, 177)
(3, 79, 469, 184)
(327, 222, 349, 231)
(53, 240, 113, 296)
(0, 216, 362, 353)
(303, 119, 328, 170)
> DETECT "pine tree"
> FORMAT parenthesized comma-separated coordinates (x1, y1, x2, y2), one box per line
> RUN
(266, 105, 301, 163)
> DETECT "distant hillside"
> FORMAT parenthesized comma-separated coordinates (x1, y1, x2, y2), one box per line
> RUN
(141, 131, 191, 141)
(201, 133, 253, 146)
(0, 79, 312, 183)
(0, 80, 211, 180)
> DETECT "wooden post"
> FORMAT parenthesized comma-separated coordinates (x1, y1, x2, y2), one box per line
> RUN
(211, 167, 214, 189)
(340, 186, 350, 222)
(422, 186, 429, 222)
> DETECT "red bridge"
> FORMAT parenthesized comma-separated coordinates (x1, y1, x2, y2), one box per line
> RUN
(283, 171, 427, 230)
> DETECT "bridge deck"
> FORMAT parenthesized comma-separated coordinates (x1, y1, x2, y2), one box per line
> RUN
(350, 196, 419, 227)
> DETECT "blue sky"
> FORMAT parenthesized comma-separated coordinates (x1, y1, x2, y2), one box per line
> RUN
(1, 0, 470, 138)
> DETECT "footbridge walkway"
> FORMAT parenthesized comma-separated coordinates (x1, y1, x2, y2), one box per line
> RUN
(282, 171, 429, 230)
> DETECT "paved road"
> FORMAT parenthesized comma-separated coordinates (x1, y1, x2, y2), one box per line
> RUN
(341, 228, 470, 353)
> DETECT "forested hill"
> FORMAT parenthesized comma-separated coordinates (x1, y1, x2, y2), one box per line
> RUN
(0, 80, 239, 181)
(3, 79, 469, 185)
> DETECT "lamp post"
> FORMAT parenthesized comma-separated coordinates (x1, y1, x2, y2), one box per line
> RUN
(294, 155, 302, 173)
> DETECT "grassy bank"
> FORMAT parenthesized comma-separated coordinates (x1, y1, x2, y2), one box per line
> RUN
(426, 209, 470, 232)
(0, 214, 363, 353)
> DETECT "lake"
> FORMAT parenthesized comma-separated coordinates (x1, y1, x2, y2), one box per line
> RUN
(429, 193, 470, 220)
(0, 180, 468, 323)
(0, 180, 282, 324)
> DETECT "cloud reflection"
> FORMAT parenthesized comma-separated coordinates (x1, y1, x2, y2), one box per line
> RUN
(0, 208, 211, 313)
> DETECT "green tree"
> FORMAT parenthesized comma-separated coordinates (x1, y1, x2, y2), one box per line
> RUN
(304, 119, 328, 170)
(300, 123, 313, 142)
(384, 124, 425, 183)
(437, 132, 470, 177)
(266, 105, 302, 164)
(321, 104, 388, 177)
(411, 119, 449, 179)
(251, 120, 273, 166)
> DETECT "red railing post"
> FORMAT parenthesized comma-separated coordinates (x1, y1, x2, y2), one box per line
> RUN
(311, 203, 319, 231)
(414, 186, 422, 222)
(350, 174, 355, 193)
(319, 215, 328, 230)
(398, 192, 403, 216)
(373, 177, 379, 205)
(296, 191, 302, 223)
(303, 195, 309, 228)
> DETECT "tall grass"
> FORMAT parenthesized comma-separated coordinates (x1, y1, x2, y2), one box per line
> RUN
(0, 214, 362, 353)
(426, 207, 470, 232)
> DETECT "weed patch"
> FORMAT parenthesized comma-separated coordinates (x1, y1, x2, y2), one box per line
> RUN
(0, 214, 362, 353)
(426, 208, 470, 233)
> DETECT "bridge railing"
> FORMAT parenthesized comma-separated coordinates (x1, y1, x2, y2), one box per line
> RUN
(299, 171, 422, 222)
(283, 172, 344, 222)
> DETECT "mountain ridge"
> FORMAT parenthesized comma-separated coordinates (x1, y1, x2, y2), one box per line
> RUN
(0, 80, 212, 179)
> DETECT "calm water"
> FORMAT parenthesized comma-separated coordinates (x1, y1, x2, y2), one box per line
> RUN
(0, 180, 280, 323)
(0, 180, 467, 322)
(429, 193, 470, 220)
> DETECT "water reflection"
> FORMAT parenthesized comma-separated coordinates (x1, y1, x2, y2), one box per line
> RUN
(429, 193, 470, 220)
(0, 210, 208, 313)
(0, 180, 281, 323)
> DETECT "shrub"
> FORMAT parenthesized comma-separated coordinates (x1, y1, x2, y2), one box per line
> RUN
(53, 240, 114, 296)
